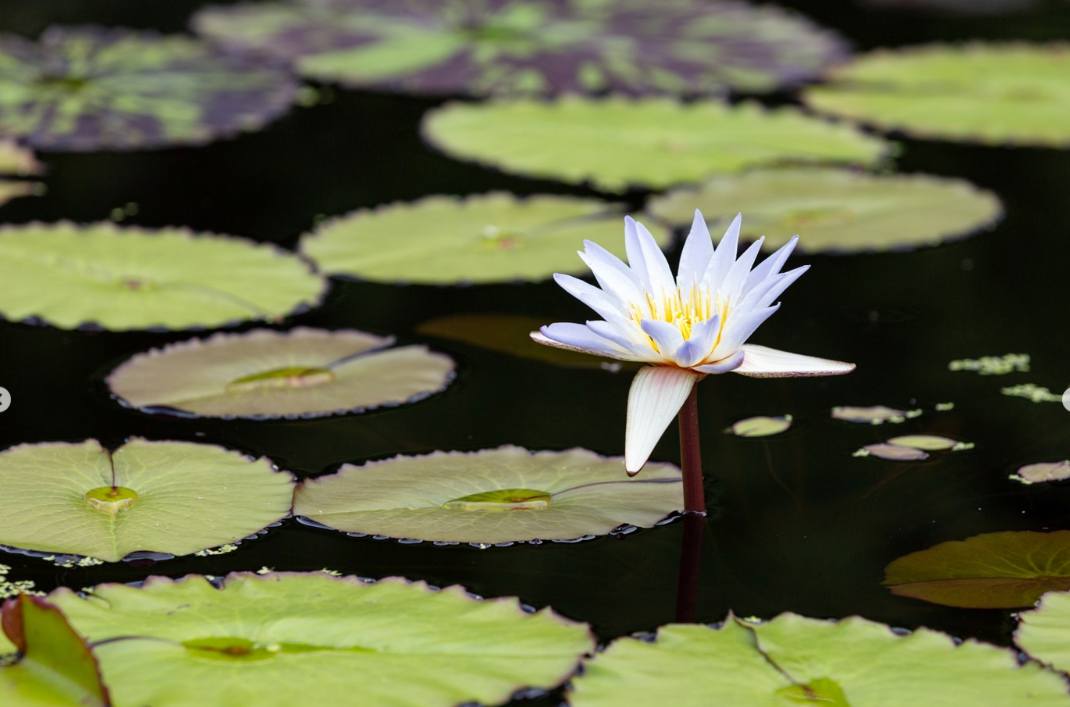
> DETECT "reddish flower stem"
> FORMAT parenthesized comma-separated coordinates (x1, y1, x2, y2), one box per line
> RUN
(674, 513, 706, 622)
(677, 386, 706, 515)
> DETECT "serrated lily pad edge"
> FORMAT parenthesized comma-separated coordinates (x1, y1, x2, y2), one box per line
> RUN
(0, 221, 329, 332)
(0, 437, 297, 565)
(105, 328, 457, 421)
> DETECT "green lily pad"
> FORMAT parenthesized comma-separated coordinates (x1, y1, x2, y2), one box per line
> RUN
(1012, 461, 1070, 485)
(0, 141, 42, 207)
(0, 595, 110, 706)
(193, 0, 845, 97)
(107, 327, 455, 419)
(1003, 383, 1064, 403)
(570, 613, 1069, 706)
(646, 168, 1001, 253)
(300, 193, 663, 284)
(47, 572, 593, 706)
(804, 44, 1070, 147)
(857, 443, 930, 461)
(1016, 591, 1070, 673)
(293, 446, 682, 545)
(832, 405, 916, 424)
(887, 435, 961, 451)
(0, 438, 295, 562)
(726, 415, 792, 438)
(0, 222, 325, 330)
(884, 531, 1070, 608)
(422, 98, 891, 193)
(0, 26, 297, 151)
(949, 353, 1030, 375)
(416, 313, 628, 370)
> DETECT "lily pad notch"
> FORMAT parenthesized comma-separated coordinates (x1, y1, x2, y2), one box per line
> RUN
(107, 327, 456, 419)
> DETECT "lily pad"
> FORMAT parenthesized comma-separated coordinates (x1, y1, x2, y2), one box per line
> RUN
(47, 572, 593, 706)
(0, 26, 297, 151)
(804, 44, 1070, 147)
(0, 222, 325, 330)
(1012, 461, 1070, 485)
(646, 168, 1001, 253)
(949, 353, 1030, 375)
(293, 446, 682, 545)
(884, 531, 1070, 608)
(570, 613, 1069, 706)
(0, 141, 42, 207)
(0, 438, 295, 562)
(887, 435, 961, 451)
(422, 98, 891, 193)
(416, 313, 626, 370)
(107, 327, 454, 419)
(193, 0, 845, 97)
(726, 415, 792, 438)
(300, 193, 664, 284)
(857, 443, 930, 461)
(1016, 591, 1070, 673)
(0, 595, 110, 706)
(1003, 383, 1064, 403)
(832, 405, 915, 424)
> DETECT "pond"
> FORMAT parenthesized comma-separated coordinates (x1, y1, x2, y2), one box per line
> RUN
(0, 0, 1069, 704)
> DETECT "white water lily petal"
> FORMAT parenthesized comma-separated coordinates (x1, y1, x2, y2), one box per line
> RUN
(552, 273, 627, 323)
(675, 315, 721, 368)
(720, 237, 765, 300)
(703, 213, 742, 288)
(641, 320, 685, 360)
(733, 344, 855, 378)
(694, 350, 745, 374)
(531, 330, 649, 362)
(713, 304, 780, 359)
(741, 265, 809, 310)
(579, 241, 643, 305)
(587, 320, 647, 353)
(625, 366, 703, 474)
(745, 236, 799, 291)
(539, 323, 638, 361)
(635, 218, 676, 303)
(677, 210, 714, 293)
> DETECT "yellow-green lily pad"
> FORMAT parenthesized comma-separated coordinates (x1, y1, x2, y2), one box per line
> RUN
(300, 193, 663, 284)
(804, 43, 1070, 147)
(293, 446, 683, 545)
(0, 438, 294, 562)
(646, 168, 1001, 253)
(726, 415, 792, 438)
(887, 435, 961, 451)
(570, 613, 1069, 706)
(0, 595, 110, 706)
(884, 531, 1070, 608)
(422, 98, 891, 193)
(47, 572, 594, 707)
(107, 327, 454, 419)
(1012, 461, 1070, 485)
(0, 140, 42, 208)
(1016, 591, 1070, 673)
(0, 222, 325, 330)
(832, 405, 916, 424)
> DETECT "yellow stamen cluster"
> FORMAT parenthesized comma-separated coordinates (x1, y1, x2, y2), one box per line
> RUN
(630, 285, 729, 352)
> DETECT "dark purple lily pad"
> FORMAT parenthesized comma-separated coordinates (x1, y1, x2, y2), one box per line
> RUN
(0, 26, 298, 151)
(193, 0, 848, 96)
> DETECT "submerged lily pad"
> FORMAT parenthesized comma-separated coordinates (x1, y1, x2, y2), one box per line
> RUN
(0, 26, 297, 151)
(646, 168, 1001, 253)
(0, 439, 294, 562)
(570, 613, 1068, 706)
(1012, 461, 1070, 485)
(884, 531, 1070, 608)
(0, 222, 325, 330)
(193, 0, 845, 97)
(1016, 591, 1070, 673)
(949, 353, 1030, 375)
(832, 405, 915, 424)
(422, 98, 891, 193)
(416, 314, 625, 370)
(805, 44, 1070, 147)
(726, 415, 792, 438)
(107, 328, 454, 419)
(300, 193, 662, 284)
(293, 446, 682, 545)
(47, 572, 593, 706)
(0, 595, 110, 706)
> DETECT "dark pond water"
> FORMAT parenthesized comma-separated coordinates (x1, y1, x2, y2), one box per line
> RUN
(1, 0, 1069, 702)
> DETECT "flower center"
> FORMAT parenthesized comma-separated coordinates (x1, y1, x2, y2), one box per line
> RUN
(631, 286, 728, 349)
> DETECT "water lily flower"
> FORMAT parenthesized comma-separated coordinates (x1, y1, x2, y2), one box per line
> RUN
(532, 210, 854, 483)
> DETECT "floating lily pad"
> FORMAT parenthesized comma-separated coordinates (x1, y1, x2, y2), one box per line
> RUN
(0, 26, 297, 151)
(805, 44, 1070, 147)
(949, 353, 1030, 375)
(107, 328, 454, 419)
(47, 572, 593, 706)
(832, 405, 915, 424)
(570, 613, 1068, 706)
(726, 415, 792, 438)
(1016, 591, 1070, 673)
(422, 98, 891, 193)
(0, 141, 42, 207)
(1012, 461, 1070, 485)
(416, 313, 626, 370)
(193, 0, 845, 97)
(0, 438, 294, 562)
(1003, 383, 1064, 403)
(0, 222, 325, 330)
(0, 595, 110, 706)
(857, 443, 930, 461)
(646, 168, 1001, 253)
(884, 531, 1070, 608)
(887, 435, 961, 451)
(300, 193, 662, 284)
(293, 446, 682, 545)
